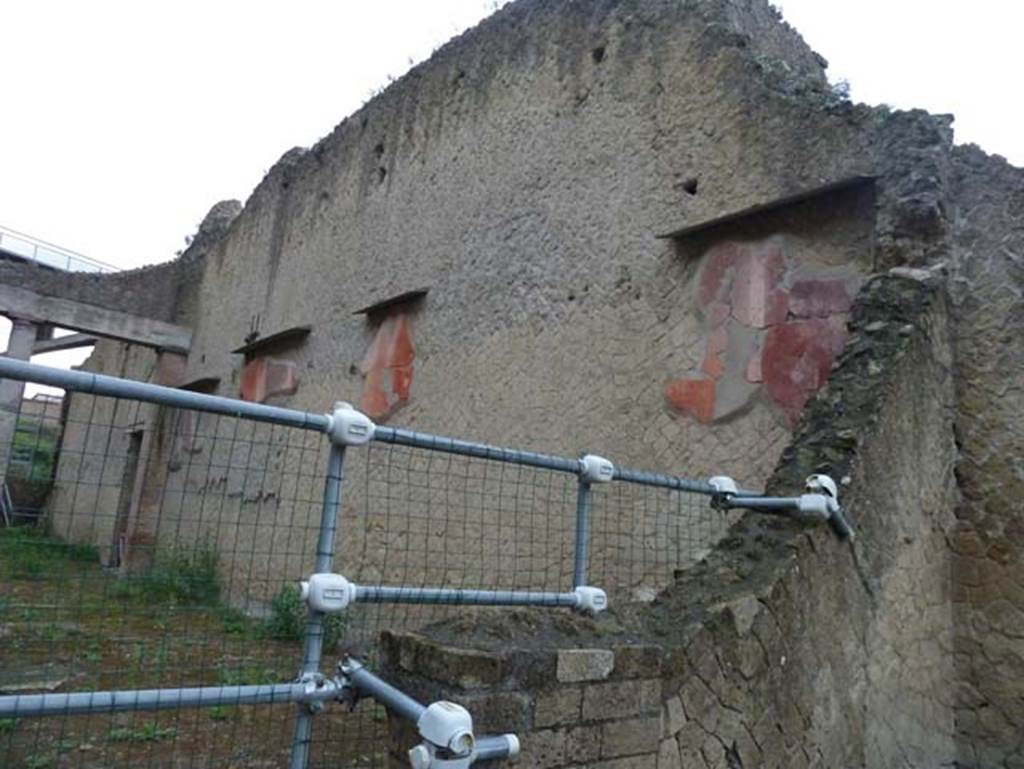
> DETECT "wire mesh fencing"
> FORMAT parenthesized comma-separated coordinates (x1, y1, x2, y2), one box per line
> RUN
(0, 359, 733, 769)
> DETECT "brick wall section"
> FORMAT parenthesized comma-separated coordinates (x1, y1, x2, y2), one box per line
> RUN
(379, 273, 960, 768)
(380, 632, 665, 768)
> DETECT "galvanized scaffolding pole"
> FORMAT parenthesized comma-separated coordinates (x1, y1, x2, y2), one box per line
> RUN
(573, 478, 592, 588)
(289, 442, 347, 769)
(0, 682, 343, 719)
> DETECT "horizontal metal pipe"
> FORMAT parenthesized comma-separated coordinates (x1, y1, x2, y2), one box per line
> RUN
(354, 585, 579, 608)
(0, 358, 329, 432)
(474, 735, 518, 761)
(612, 465, 716, 495)
(0, 681, 340, 719)
(727, 496, 799, 510)
(372, 426, 582, 474)
(344, 662, 425, 724)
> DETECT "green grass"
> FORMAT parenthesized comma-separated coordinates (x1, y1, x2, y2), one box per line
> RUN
(264, 584, 347, 650)
(216, 665, 279, 686)
(106, 722, 177, 743)
(110, 546, 221, 606)
(207, 706, 233, 721)
(10, 419, 59, 481)
(0, 718, 19, 734)
(0, 526, 99, 580)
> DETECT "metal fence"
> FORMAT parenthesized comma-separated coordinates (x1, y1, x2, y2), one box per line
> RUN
(0, 224, 116, 273)
(0, 359, 735, 769)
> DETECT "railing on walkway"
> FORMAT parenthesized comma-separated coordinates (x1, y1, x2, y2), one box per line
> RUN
(0, 358, 772, 769)
(0, 224, 117, 273)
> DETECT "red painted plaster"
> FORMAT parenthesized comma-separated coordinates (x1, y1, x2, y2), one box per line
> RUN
(745, 348, 763, 383)
(701, 326, 729, 379)
(360, 313, 416, 419)
(240, 358, 299, 403)
(671, 238, 855, 426)
(789, 278, 852, 318)
(697, 242, 740, 308)
(730, 245, 787, 327)
(665, 378, 716, 424)
(761, 317, 848, 424)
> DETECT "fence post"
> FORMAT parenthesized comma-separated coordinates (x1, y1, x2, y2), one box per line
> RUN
(573, 478, 591, 589)
(289, 442, 346, 769)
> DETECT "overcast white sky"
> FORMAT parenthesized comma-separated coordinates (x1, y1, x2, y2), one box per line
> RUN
(2, 0, 1022, 371)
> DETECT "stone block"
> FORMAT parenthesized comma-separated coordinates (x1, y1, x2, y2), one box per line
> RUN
(662, 695, 686, 737)
(589, 756, 658, 769)
(521, 728, 567, 769)
(391, 632, 504, 689)
(601, 716, 662, 758)
(557, 649, 614, 683)
(612, 645, 662, 679)
(657, 737, 681, 769)
(461, 690, 532, 733)
(639, 680, 662, 713)
(535, 686, 583, 728)
(565, 724, 604, 764)
(584, 680, 647, 722)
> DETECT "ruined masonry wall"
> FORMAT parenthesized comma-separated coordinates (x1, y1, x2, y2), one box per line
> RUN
(381, 274, 959, 769)
(948, 147, 1024, 767)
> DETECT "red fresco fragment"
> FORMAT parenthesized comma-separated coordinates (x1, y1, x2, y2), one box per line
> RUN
(360, 313, 416, 419)
(789, 279, 852, 318)
(730, 245, 787, 327)
(240, 358, 299, 403)
(761, 317, 848, 424)
(745, 348, 763, 383)
(665, 378, 716, 424)
(709, 302, 731, 327)
(697, 242, 740, 309)
(701, 326, 728, 379)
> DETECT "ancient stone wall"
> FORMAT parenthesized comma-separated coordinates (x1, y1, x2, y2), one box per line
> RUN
(43, 0, 921, 607)
(178, 0, 891, 476)
(47, 340, 160, 562)
(0, 200, 237, 328)
(380, 273, 960, 768)
(33, 2, 1024, 761)
(948, 146, 1024, 767)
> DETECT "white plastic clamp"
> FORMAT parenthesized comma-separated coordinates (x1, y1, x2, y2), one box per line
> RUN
(796, 494, 831, 522)
(418, 701, 475, 755)
(325, 401, 375, 446)
(572, 585, 608, 614)
(579, 454, 614, 484)
(708, 476, 738, 496)
(300, 573, 356, 613)
(805, 474, 839, 500)
(409, 701, 476, 768)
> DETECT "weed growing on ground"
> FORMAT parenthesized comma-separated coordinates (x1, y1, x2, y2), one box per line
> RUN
(106, 722, 177, 743)
(265, 584, 347, 650)
(0, 526, 99, 579)
(110, 546, 221, 606)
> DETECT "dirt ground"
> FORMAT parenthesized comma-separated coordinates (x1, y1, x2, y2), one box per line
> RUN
(0, 528, 386, 769)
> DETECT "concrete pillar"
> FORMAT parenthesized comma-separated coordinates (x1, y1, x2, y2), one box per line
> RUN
(0, 318, 40, 489)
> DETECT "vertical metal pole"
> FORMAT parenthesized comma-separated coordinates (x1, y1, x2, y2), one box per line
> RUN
(573, 479, 591, 588)
(289, 442, 346, 769)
